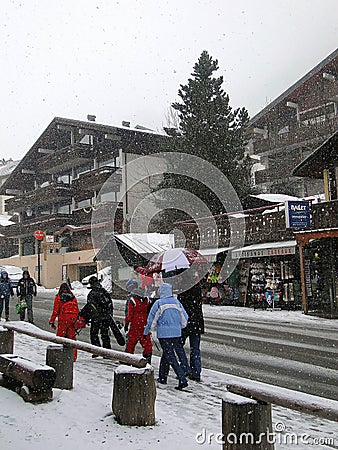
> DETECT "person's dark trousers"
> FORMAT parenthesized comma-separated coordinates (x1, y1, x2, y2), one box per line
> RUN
(182, 333, 201, 380)
(0, 295, 10, 319)
(19, 295, 34, 323)
(90, 319, 111, 349)
(158, 337, 189, 384)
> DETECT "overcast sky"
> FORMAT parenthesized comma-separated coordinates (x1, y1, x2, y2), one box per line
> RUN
(1, 0, 337, 161)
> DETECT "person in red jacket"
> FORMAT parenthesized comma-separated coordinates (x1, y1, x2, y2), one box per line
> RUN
(49, 283, 79, 361)
(125, 279, 152, 364)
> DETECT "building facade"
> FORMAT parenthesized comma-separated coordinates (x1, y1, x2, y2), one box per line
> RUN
(248, 47, 338, 197)
(0, 117, 169, 287)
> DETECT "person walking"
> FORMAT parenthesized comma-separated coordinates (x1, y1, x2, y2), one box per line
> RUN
(0, 271, 14, 321)
(178, 283, 204, 382)
(49, 283, 79, 361)
(16, 270, 37, 323)
(227, 265, 240, 303)
(144, 282, 191, 390)
(79, 276, 114, 356)
(124, 279, 152, 364)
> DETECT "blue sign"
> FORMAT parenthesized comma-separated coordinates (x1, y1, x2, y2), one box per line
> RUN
(285, 201, 311, 229)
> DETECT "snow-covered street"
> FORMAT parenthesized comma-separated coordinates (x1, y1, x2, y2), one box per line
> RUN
(0, 307, 337, 449)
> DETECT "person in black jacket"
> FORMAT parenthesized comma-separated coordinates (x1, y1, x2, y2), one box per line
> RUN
(178, 281, 205, 382)
(79, 276, 113, 356)
(16, 270, 37, 323)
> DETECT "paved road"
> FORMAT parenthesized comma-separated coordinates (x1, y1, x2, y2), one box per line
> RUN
(7, 292, 338, 401)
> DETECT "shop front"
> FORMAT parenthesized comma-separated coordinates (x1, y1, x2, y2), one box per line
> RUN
(231, 240, 302, 310)
(295, 228, 338, 317)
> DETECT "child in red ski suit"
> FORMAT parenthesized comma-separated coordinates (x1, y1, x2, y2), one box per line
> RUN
(125, 279, 152, 364)
(49, 283, 79, 361)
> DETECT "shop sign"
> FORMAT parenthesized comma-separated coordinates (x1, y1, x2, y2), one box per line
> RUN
(285, 200, 311, 229)
(232, 245, 296, 259)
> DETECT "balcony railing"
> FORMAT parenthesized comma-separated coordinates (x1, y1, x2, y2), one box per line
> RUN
(5, 183, 72, 213)
(175, 200, 338, 249)
(5, 214, 74, 238)
(252, 116, 338, 154)
(72, 166, 122, 197)
(38, 143, 92, 174)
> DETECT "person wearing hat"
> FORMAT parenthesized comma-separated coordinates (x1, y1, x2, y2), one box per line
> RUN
(79, 276, 114, 356)
(124, 279, 152, 364)
(0, 271, 14, 321)
(16, 270, 37, 323)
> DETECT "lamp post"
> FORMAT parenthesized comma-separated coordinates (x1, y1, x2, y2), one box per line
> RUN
(34, 230, 45, 286)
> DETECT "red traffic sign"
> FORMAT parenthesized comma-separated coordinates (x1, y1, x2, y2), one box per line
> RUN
(34, 230, 44, 240)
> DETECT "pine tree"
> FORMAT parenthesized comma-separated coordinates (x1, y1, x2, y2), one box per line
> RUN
(173, 50, 251, 200)
(150, 51, 252, 232)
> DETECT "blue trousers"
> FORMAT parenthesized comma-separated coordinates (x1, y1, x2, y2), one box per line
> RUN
(158, 337, 190, 384)
(182, 333, 201, 380)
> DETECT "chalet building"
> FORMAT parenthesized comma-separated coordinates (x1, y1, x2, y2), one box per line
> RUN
(248, 47, 338, 197)
(293, 130, 338, 317)
(0, 159, 20, 258)
(175, 130, 338, 313)
(0, 117, 169, 287)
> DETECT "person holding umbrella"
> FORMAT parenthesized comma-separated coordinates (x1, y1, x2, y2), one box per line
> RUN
(144, 282, 191, 390)
(177, 274, 204, 382)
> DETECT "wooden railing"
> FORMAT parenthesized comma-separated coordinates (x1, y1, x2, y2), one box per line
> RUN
(176, 200, 338, 248)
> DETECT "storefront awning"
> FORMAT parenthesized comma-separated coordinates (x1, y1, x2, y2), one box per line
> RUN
(232, 240, 297, 259)
(294, 228, 338, 246)
(199, 247, 232, 262)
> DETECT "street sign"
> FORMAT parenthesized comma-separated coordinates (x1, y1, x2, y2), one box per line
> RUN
(34, 230, 44, 240)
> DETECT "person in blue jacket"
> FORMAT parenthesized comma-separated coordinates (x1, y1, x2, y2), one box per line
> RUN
(0, 271, 14, 321)
(144, 282, 191, 390)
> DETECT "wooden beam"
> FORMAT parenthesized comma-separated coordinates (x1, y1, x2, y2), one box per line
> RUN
(2, 321, 146, 368)
(38, 148, 55, 154)
(226, 381, 338, 422)
(5, 189, 23, 195)
(105, 133, 122, 142)
(78, 128, 95, 135)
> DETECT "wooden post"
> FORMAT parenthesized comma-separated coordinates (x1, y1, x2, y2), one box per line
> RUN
(222, 392, 274, 450)
(112, 364, 156, 426)
(46, 344, 74, 389)
(0, 328, 14, 354)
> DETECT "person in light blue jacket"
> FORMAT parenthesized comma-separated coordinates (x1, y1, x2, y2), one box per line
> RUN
(144, 282, 191, 390)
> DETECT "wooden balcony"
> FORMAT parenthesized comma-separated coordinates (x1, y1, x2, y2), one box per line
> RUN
(5, 183, 72, 213)
(38, 143, 92, 174)
(176, 200, 338, 249)
(252, 116, 338, 154)
(72, 166, 122, 197)
(5, 214, 74, 238)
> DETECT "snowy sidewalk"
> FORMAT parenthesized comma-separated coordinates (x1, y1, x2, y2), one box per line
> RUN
(0, 331, 337, 450)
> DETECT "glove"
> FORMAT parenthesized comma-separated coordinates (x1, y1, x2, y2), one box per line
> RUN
(49, 322, 56, 330)
(124, 323, 129, 333)
(74, 316, 86, 330)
